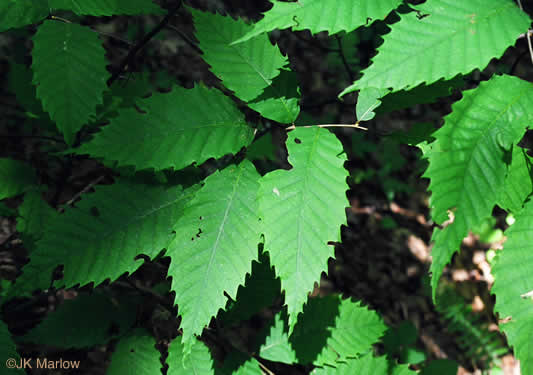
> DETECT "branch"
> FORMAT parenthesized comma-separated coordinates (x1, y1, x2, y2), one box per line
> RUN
(335, 35, 355, 82)
(58, 175, 105, 213)
(107, 2, 182, 86)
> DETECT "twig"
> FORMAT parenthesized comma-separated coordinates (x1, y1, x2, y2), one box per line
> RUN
(92, 27, 134, 46)
(292, 31, 339, 53)
(107, 2, 183, 86)
(50, 15, 133, 47)
(0, 134, 66, 143)
(166, 24, 203, 54)
(286, 123, 367, 131)
(516, 0, 533, 65)
(257, 360, 276, 375)
(58, 175, 105, 212)
(335, 35, 355, 82)
(50, 15, 72, 23)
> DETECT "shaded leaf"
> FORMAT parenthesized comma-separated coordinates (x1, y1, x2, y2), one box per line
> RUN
(0, 159, 37, 200)
(311, 353, 415, 375)
(49, 0, 164, 16)
(376, 77, 465, 115)
(258, 310, 297, 364)
(107, 329, 161, 375)
(0, 321, 18, 368)
(248, 69, 301, 124)
(220, 251, 280, 325)
(32, 21, 109, 145)
(21, 292, 138, 348)
(76, 85, 254, 171)
(11, 181, 193, 295)
(167, 337, 214, 374)
(192, 8, 287, 102)
(219, 351, 262, 375)
(16, 190, 57, 252)
(497, 146, 533, 214)
(0, 0, 48, 32)
(290, 295, 386, 365)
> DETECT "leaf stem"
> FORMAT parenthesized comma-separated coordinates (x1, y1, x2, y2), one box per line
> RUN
(516, 0, 533, 64)
(286, 123, 367, 131)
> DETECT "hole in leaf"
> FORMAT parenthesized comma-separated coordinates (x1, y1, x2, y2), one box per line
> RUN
(294, 138, 301, 144)
(196, 228, 202, 238)
(199, 216, 203, 220)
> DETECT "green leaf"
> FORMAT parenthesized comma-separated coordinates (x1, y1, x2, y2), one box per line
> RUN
(248, 69, 301, 124)
(220, 251, 281, 325)
(48, 0, 164, 16)
(246, 133, 278, 162)
(258, 310, 297, 364)
(233, 0, 403, 44)
(387, 122, 437, 147)
(167, 161, 262, 353)
(249, 97, 300, 124)
(311, 353, 415, 375)
(0, 203, 16, 217)
(492, 199, 533, 375)
(8, 62, 48, 119)
(107, 329, 161, 375)
(21, 292, 138, 348)
(356, 87, 388, 122)
(290, 295, 386, 365)
(0, 0, 48, 32)
(191, 8, 288, 102)
(339, 0, 530, 95)
(76, 85, 254, 171)
(259, 127, 348, 329)
(0, 321, 18, 368)
(423, 75, 533, 301)
(420, 359, 459, 375)
(32, 21, 110, 145)
(16, 190, 57, 252)
(376, 77, 465, 115)
(219, 352, 262, 375)
(497, 146, 533, 214)
(11, 181, 194, 295)
(0, 159, 37, 200)
(167, 337, 214, 374)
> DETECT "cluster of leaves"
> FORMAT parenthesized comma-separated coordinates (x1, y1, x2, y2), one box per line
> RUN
(1, 0, 533, 374)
